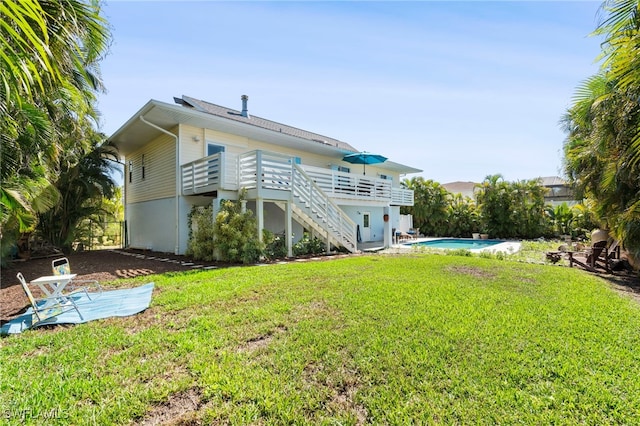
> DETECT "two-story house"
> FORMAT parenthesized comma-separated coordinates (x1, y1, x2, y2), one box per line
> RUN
(109, 95, 421, 256)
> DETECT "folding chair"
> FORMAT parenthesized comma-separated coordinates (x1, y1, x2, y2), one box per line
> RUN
(17, 272, 83, 327)
(52, 257, 72, 275)
(52, 257, 101, 301)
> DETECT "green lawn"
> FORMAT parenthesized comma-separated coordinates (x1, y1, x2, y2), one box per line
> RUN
(2, 254, 640, 424)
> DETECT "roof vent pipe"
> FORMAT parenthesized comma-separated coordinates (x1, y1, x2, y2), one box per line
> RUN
(241, 95, 249, 118)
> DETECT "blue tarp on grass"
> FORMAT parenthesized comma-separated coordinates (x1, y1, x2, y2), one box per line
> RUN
(1, 283, 154, 335)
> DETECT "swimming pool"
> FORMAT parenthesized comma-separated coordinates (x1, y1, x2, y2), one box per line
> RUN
(407, 238, 504, 250)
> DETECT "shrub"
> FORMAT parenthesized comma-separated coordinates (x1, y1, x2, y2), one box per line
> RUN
(213, 198, 265, 264)
(186, 192, 265, 264)
(186, 206, 216, 261)
(293, 233, 326, 256)
(263, 229, 287, 260)
(447, 194, 478, 237)
(448, 249, 472, 257)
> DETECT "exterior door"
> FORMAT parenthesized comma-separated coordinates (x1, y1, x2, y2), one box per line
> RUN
(362, 212, 371, 242)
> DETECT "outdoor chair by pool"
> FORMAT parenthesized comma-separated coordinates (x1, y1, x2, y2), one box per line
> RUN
(52, 257, 101, 300)
(407, 228, 420, 239)
(17, 272, 84, 327)
(587, 239, 621, 272)
(567, 239, 620, 273)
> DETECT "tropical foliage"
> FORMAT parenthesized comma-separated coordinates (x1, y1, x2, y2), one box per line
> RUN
(186, 206, 217, 261)
(446, 193, 479, 237)
(401, 177, 449, 236)
(263, 229, 288, 260)
(545, 202, 598, 240)
(293, 232, 326, 256)
(0, 0, 113, 260)
(188, 194, 265, 264)
(474, 175, 515, 238)
(213, 199, 264, 264)
(474, 175, 549, 239)
(404, 176, 555, 239)
(74, 186, 125, 250)
(563, 0, 640, 257)
(36, 138, 119, 252)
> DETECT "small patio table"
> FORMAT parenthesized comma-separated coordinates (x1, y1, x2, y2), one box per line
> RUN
(30, 274, 77, 307)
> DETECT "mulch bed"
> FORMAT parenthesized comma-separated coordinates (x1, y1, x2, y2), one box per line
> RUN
(0, 249, 224, 323)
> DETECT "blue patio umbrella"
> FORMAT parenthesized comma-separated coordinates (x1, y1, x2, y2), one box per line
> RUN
(342, 152, 387, 175)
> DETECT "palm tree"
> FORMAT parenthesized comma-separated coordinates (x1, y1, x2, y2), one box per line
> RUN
(0, 0, 58, 114)
(0, 0, 111, 259)
(37, 137, 119, 253)
(562, 0, 640, 257)
(402, 177, 449, 236)
(475, 174, 513, 238)
(0, 0, 109, 109)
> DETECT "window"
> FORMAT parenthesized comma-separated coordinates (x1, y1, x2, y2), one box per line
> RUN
(331, 165, 352, 192)
(330, 165, 350, 173)
(141, 154, 146, 180)
(207, 143, 225, 156)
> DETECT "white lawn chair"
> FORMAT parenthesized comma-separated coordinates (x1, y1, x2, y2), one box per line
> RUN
(51, 257, 101, 300)
(17, 273, 83, 326)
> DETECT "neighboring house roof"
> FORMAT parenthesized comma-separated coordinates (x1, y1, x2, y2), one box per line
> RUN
(179, 96, 358, 152)
(442, 181, 477, 199)
(109, 95, 422, 175)
(537, 176, 576, 203)
(442, 177, 577, 203)
(537, 176, 568, 187)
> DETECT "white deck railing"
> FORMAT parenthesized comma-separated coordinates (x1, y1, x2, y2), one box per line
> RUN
(301, 165, 392, 201)
(391, 187, 414, 206)
(181, 152, 238, 195)
(182, 151, 413, 205)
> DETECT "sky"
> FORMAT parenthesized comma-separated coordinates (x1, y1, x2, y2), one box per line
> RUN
(98, 0, 604, 184)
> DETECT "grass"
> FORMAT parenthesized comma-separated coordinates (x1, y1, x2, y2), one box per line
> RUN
(511, 239, 573, 265)
(2, 254, 640, 424)
(410, 239, 576, 266)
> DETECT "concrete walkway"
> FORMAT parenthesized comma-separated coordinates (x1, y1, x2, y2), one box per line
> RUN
(357, 240, 387, 252)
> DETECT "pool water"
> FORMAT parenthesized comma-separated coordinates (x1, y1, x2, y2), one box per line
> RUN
(408, 238, 503, 250)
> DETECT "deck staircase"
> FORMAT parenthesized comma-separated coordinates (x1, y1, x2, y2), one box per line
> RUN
(276, 164, 357, 253)
(238, 151, 357, 253)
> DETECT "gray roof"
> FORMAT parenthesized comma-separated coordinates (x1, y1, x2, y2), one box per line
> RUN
(179, 95, 358, 153)
(537, 176, 568, 187)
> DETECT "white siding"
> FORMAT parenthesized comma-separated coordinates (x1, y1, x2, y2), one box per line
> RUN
(204, 129, 250, 155)
(127, 198, 176, 253)
(180, 125, 205, 164)
(127, 132, 176, 203)
(339, 206, 386, 242)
